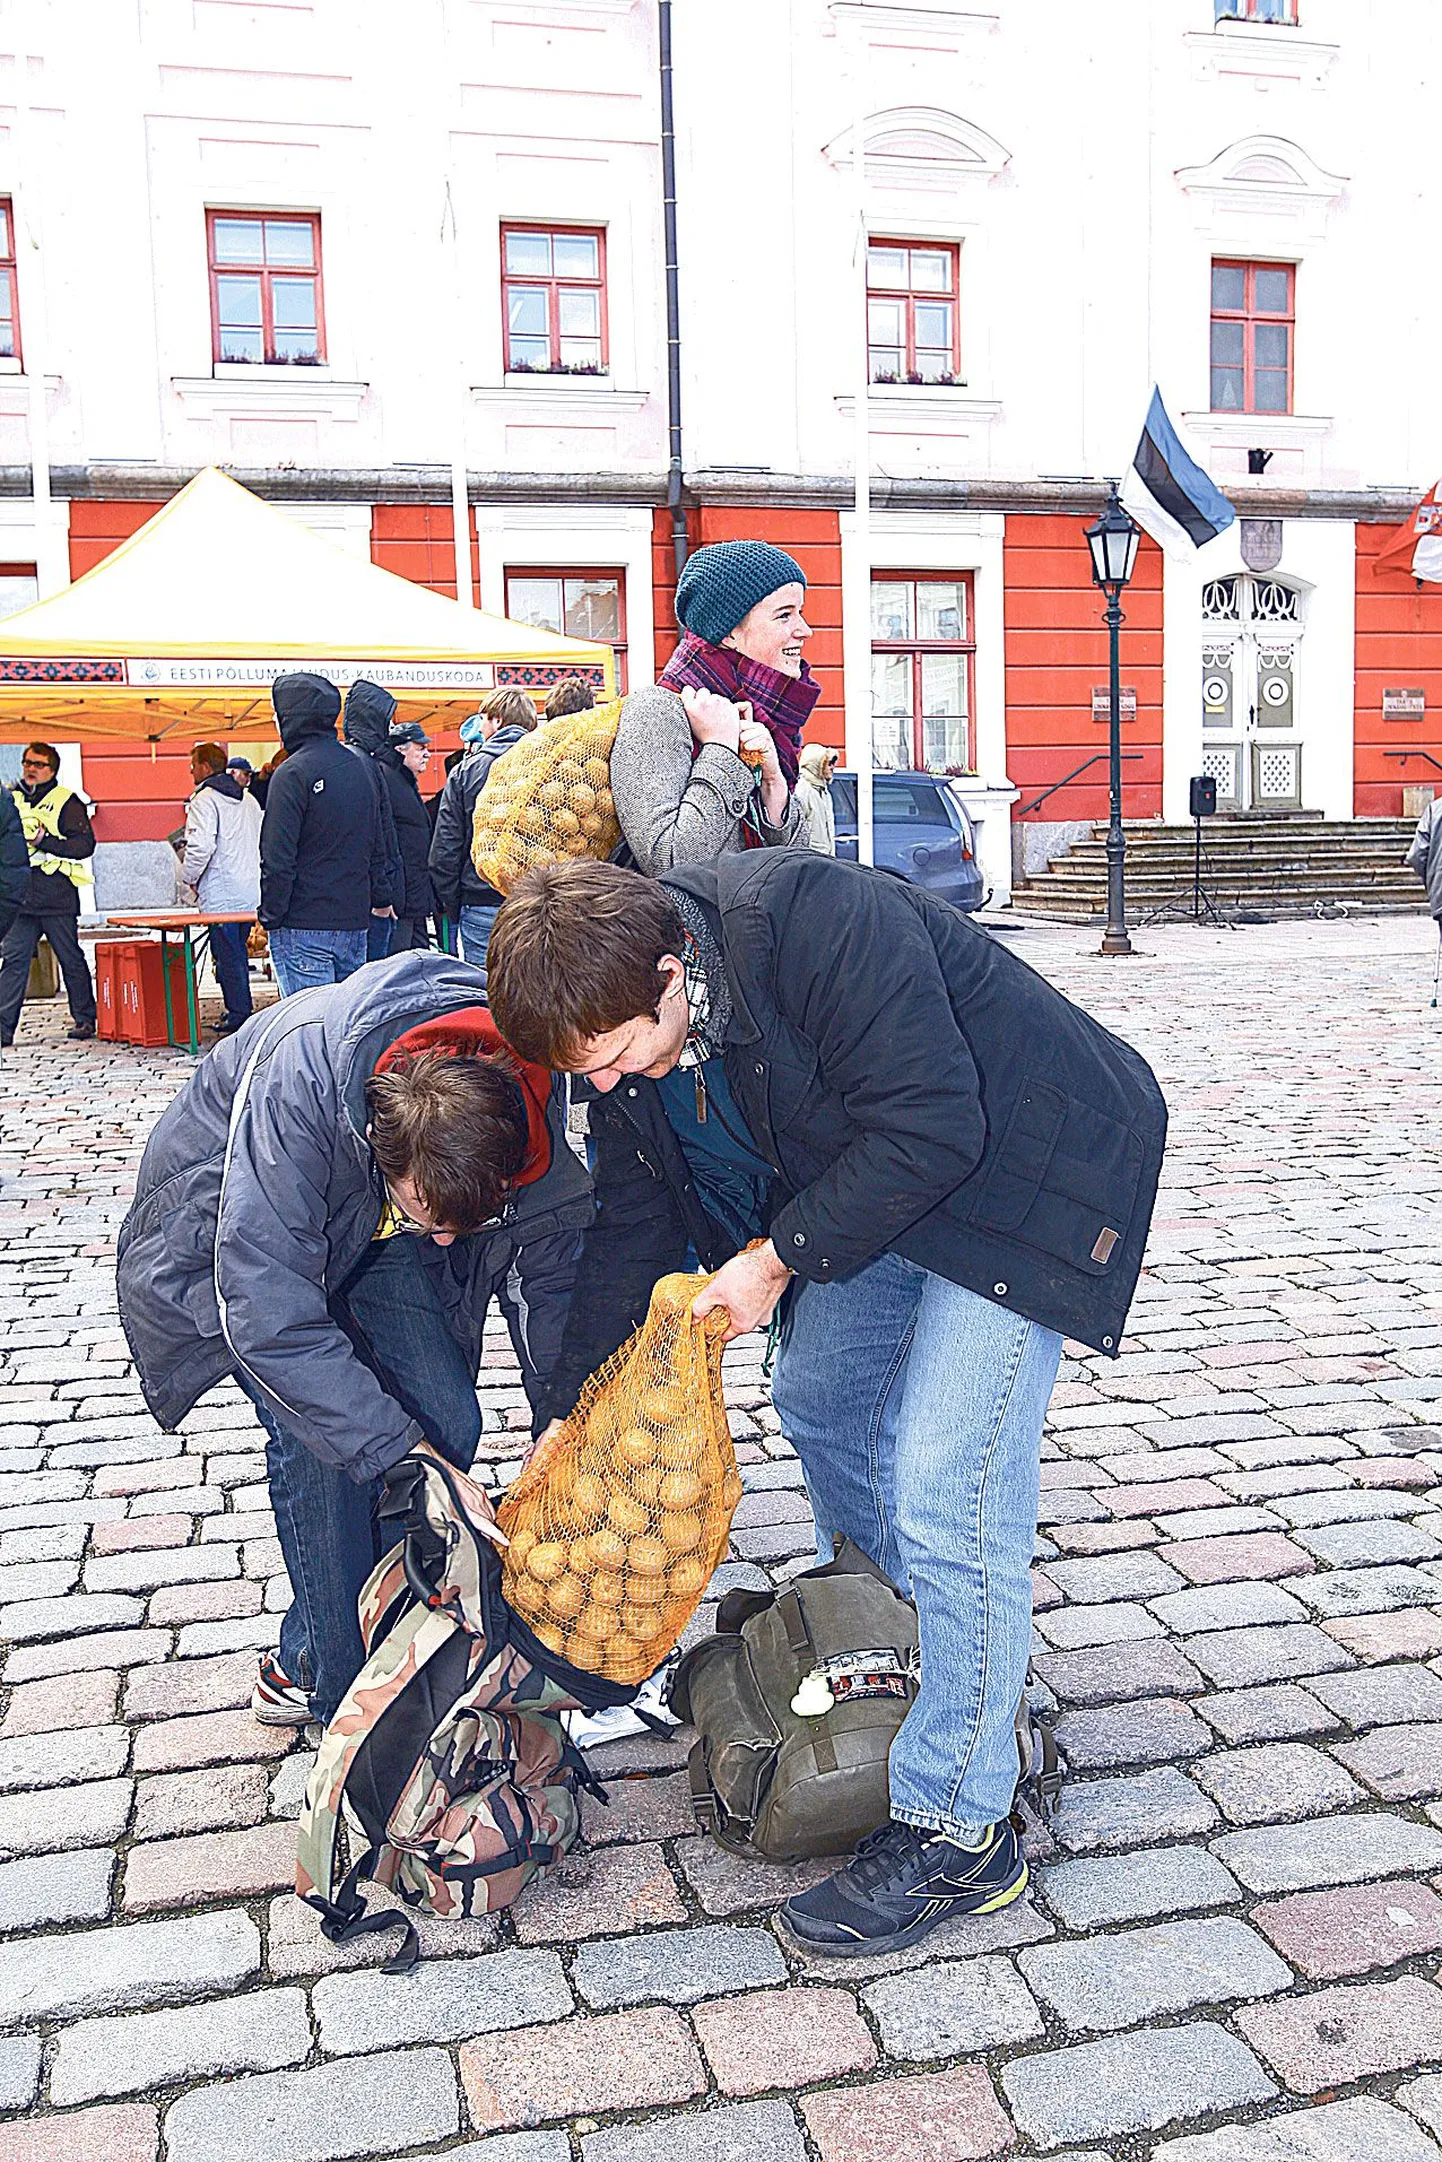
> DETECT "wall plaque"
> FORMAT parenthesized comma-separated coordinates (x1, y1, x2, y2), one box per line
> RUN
(1091, 686, 1138, 723)
(1383, 687, 1426, 721)
(1240, 518, 1283, 572)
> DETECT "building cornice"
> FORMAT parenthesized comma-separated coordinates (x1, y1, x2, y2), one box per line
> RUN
(0, 464, 1422, 524)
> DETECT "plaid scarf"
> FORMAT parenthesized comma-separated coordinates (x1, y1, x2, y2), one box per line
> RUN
(659, 632, 819, 787)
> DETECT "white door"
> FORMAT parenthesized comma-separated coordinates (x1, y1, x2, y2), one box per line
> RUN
(1201, 575, 1303, 811)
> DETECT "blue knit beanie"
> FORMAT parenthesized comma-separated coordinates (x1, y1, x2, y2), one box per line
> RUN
(674, 541, 806, 646)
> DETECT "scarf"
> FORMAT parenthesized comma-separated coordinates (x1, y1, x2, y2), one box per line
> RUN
(658, 632, 819, 788)
(671, 887, 734, 1067)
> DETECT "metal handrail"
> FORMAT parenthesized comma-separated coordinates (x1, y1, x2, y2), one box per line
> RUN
(1384, 750, 1442, 776)
(1015, 752, 1143, 819)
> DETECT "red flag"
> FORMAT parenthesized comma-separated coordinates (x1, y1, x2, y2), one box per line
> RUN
(1373, 482, 1442, 581)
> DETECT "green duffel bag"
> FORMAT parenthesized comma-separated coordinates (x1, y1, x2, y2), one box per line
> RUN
(670, 1539, 1062, 1864)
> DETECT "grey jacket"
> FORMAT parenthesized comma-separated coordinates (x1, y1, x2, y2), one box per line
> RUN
(610, 682, 809, 873)
(116, 953, 593, 1482)
(1406, 798, 1442, 919)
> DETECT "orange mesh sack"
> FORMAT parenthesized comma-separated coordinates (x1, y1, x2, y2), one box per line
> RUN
(497, 1270, 743, 1686)
(471, 697, 624, 897)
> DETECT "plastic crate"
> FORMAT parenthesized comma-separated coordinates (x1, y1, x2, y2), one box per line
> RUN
(118, 940, 189, 1047)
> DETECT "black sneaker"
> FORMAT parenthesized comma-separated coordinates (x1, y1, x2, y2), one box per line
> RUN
(780, 1816, 1026, 1957)
(67, 1020, 96, 1041)
(251, 1651, 313, 1727)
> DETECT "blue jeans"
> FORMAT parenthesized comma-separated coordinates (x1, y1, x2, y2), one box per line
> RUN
(208, 920, 253, 1024)
(269, 925, 369, 997)
(458, 903, 499, 983)
(240, 1236, 485, 1722)
(772, 1253, 1062, 1841)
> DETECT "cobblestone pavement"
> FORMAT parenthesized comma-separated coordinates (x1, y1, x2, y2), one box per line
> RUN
(0, 913, 1440, 2162)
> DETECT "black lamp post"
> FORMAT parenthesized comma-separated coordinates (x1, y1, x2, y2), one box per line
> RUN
(1085, 480, 1141, 956)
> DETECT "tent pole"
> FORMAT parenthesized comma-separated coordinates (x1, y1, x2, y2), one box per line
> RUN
(443, 176, 472, 609)
(12, 4, 64, 599)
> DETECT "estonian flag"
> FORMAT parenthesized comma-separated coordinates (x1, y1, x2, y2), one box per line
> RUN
(1121, 388, 1236, 555)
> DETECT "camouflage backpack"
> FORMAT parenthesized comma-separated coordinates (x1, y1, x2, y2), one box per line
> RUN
(295, 1446, 634, 1972)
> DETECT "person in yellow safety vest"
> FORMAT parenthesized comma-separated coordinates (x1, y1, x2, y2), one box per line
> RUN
(0, 741, 98, 1046)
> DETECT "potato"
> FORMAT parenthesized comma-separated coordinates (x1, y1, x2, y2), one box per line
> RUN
(628, 1534, 667, 1578)
(583, 757, 610, 787)
(538, 779, 567, 808)
(588, 1567, 625, 1607)
(570, 1471, 609, 1520)
(667, 1555, 708, 1599)
(641, 1383, 687, 1425)
(621, 1602, 667, 1642)
(606, 1490, 649, 1537)
(658, 1427, 704, 1469)
(518, 804, 545, 836)
(658, 1468, 702, 1509)
(525, 1541, 569, 1584)
(618, 1426, 655, 1470)
(552, 807, 581, 836)
(630, 1464, 663, 1504)
(571, 1611, 613, 1653)
(548, 1572, 586, 1621)
(580, 812, 606, 838)
(587, 1528, 627, 1572)
(660, 1509, 704, 1554)
(507, 1526, 538, 1568)
(533, 1617, 569, 1659)
(596, 786, 615, 816)
(572, 781, 597, 812)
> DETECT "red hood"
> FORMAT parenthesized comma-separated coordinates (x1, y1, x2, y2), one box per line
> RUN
(374, 1006, 552, 1188)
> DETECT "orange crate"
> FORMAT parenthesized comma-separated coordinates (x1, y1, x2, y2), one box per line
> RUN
(118, 940, 189, 1047)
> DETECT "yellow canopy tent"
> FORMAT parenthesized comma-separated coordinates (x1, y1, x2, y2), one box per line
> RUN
(0, 466, 614, 742)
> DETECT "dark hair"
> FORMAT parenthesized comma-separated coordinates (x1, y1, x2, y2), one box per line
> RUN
(544, 674, 596, 721)
(22, 741, 59, 774)
(191, 742, 227, 775)
(487, 860, 685, 1069)
(365, 1050, 529, 1231)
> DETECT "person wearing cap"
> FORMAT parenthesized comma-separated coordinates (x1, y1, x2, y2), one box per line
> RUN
(610, 540, 815, 873)
(258, 673, 392, 995)
(376, 721, 438, 953)
(226, 756, 254, 791)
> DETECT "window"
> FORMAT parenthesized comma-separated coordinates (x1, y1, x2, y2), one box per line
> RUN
(1210, 260, 1293, 414)
(500, 226, 607, 375)
(504, 569, 626, 690)
(0, 202, 19, 364)
(1215, 0, 1297, 20)
(0, 565, 36, 619)
(866, 241, 961, 386)
(870, 575, 974, 771)
(207, 212, 324, 365)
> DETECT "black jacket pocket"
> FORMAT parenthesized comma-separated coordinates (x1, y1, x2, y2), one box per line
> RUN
(972, 1084, 1143, 1275)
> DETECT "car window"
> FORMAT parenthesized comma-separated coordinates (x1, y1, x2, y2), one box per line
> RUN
(830, 775, 857, 826)
(875, 779, 953, 827)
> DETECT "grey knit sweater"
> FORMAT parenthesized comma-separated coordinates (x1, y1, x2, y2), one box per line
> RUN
(610, 683, 809, 874)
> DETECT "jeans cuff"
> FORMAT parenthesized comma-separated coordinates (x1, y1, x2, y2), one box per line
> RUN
(891, 1802, 992, 1845)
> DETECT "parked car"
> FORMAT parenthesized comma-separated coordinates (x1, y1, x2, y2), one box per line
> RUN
(830, 769, 987, 913)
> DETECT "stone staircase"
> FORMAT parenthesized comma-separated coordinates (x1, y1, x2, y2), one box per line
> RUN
(1011, 812, 1426, 923)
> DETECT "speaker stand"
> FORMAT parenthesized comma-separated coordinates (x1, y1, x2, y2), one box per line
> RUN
(1140, 814, 1234, 929)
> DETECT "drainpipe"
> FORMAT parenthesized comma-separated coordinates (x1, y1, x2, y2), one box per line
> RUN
(659, 0, 688, 585)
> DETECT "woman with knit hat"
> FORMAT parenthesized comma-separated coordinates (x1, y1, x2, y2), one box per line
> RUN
(610, 540, 816, 872)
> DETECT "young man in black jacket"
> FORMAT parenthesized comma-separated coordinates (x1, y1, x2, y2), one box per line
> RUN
(376, 723, 437, 952)
(117, 952, 591, 1728)
(259, 674, 393, 994)
(488, 852, 1167, 1956)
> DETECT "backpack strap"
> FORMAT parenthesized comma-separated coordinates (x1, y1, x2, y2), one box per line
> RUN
(777, 1587, 838, 1776)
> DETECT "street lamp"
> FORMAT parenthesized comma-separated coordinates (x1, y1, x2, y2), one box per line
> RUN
(1085, 480, 1141, 957)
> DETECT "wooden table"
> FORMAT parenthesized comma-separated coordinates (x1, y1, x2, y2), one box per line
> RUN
(103, 911, 255, 1055)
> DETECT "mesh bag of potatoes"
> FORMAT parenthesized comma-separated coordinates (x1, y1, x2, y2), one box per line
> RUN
(497, 1270, 743, 1686)
(471, 696, 625, 896)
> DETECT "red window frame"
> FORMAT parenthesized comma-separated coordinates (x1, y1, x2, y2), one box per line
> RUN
(870, 572, 975, 772)
(1210, 259, 1294, 416)
(503, 567, 627, 691)
(866, 239, 962, 386)
(206, 210, 326, 367)
(500, 224, 609, 375)
(1216, 0, 1298, 21)
(0, 201, 20, 367)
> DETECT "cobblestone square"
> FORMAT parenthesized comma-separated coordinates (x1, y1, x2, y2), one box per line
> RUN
(1, 911, 1440, 2158)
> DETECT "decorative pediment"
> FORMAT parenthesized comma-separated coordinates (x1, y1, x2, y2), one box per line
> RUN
(825, 106, 1011, 191)
(1176, 134, 1346, 208)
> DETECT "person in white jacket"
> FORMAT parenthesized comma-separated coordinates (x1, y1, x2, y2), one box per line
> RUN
(182, 741, 262, 1035)
(794, 742, 838, 855)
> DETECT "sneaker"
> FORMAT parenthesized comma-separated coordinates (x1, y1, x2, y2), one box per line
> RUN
(210, 1015, 243, 1037)
(67, 1021, 96, 1041)
(251, 1651, 313, 1727)
(780, 1816, 1026, 1957)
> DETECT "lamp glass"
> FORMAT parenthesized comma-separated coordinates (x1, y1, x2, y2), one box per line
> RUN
(1086, 495, 1140, 593)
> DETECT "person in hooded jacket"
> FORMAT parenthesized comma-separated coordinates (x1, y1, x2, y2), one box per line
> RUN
(115, 950, 592, 1728)
(259, 673, 392, 995)
(342, 678, 404, 960)
(181, 742, 263, 1034)
(376, 722, 437, 953)
(428, 687, 537, 975)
